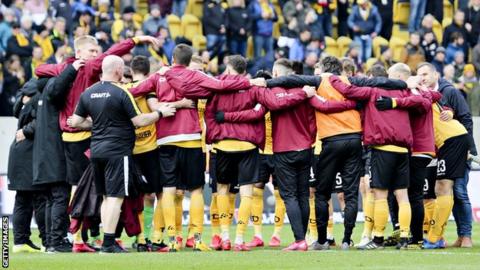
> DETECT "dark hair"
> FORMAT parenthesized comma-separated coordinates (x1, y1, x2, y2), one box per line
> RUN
(451, 31, 463, 42)
(254, 70, 272, 79)
(227, 55, 247, 74)
(320, 56, 343, 75)
(173, 44, 193, 66)
(292, 61, 304, 75)
(367, 64, 388, 77)
(341, 58, 356, 76)
(130, 55, 150, 75)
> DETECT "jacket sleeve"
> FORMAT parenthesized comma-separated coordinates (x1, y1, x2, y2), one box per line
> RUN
(253, 87, 308, 111)
(329, 76, 373, 100)
(444, 86, 477, 155)
(223, 105, 268, 123)
(12, 92, 24, 119)
(349, 76, 408, 90)
(347, 7, 356, 30)
(394, 94, 432, 114)
(266, 75, 321, 89)
(87, 38, 137, 74)
(22, 119, 36, 139)
(309, 97, 357, 113)
(165, 69, 251, 98)
(47, 64, 78, 105)
(129, 73, 159, 97)
(372, 6, 382, 34)
(35, 62, 67, 77)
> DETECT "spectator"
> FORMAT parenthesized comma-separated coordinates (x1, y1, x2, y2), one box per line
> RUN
(111, 6, 141, 42)
(289, 27, 312, 61)
(24, 0, 47, 26)
(48, 0, 73, 34)
(142, 4, 167, 36)
(341, 57, 357, 76)
(443, 10, 469, 57)
(226, 0, 251, 57)
(426, 0, 444, 22)
(33, 25, 54, 61)
(24, 45, 44, 81)
(303, 51, 318, 75)
(0, 55, 25, 116)
(460, 63, 480, 116)
(172, 0, 187, 17)
(10, 0, 23, 23)
(158, 26, 175, 64)
(463, 0, 480, 47)
(72, 10, 96, 36)
(0, 9, 15, 57)
(421, 30, 439, 62)
(304, 9, 323, 41)
(345, 42, 362, 72)
(372, 0, 393, 39)
(375, 45, 396, 69)
(432, 46, 447, 76)
(96, 0, 115, 34)
(347, 0, 382, 63)
(472, 37, 480, 76)
(50, 17, 67, 50)
(6, 22, 33, 61)
(203, 0, 227, 59)
(310, 0, 334, 38)
(409, 0, 427, 33)
(336, 0, 350, 37)
(401, 32, 426, 72)
(71, 0, 96, 20)
(46, 44, 70, 64)
(418, 14, 436, 38)
(446, 32, 466, 64)
(283, 0, 312, 36)
(443, 64, 456, 83)
(453, 51, 466, 81)
(249, 0, 277, 61)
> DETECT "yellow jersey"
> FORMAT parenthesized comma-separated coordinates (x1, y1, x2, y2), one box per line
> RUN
(432, 104, 468, 149)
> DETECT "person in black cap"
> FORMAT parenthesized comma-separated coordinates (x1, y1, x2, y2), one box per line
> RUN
(432, 46, 447, 76)
(112, 6, 141, 42)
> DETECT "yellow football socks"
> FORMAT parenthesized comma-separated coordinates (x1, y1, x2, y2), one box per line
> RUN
(372, 199, 389, 238)
(273, 190, 285, 237)
(137, 212, 147, 244)
(423, 200, 436, 233)
(190, 192, 204, 235)
(217, 194, 230, 240)
(210, 194, 220, 235)
(428, 195, 454, 243)
(175, 194, 184, 238)
(362, 192, 375, 238)
(251, 187, 264, 238)
(162, 192, 176, 238)
(398, 201, 412, 238)
(152, 199, 164, 243)
(235, 196, 252, 245)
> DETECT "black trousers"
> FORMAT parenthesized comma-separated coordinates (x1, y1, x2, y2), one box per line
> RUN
(314, 137, 362, 244)
(13, 191, 47, 246)
(45, 182, 71, 247)
(389, 156, 431, 241)
(274, 149, 311, 241)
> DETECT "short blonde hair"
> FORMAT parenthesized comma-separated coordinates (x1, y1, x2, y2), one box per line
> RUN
(74, 35, 98, 51)
(388, 63, 411, 77)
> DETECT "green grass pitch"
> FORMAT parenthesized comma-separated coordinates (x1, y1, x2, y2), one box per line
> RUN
(9, 223, 480, 270)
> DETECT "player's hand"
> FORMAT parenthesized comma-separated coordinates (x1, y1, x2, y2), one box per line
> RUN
(22, 95, 31, 104)
(156, 65, 170, 75)
(215, 111, 225, 123)
(249, 77, 266, 87)
(72, 59, 85, 70)
(303, 86, 316, 98)
(375, 96, 395, 110)
(314, 95, 326, 102)
(178, 98, 196, 109)
(158, 103, 176, 117)
(66, 116, 74, 127)
(136, 35, 162, 47)
(15, 129, 26, 142)
(406, 76, 420, 89)
(440, 110, 453, 121)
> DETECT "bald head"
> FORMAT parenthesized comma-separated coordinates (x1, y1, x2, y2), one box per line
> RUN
(102, 55, 124, 82)
(388, 63, 411, 81)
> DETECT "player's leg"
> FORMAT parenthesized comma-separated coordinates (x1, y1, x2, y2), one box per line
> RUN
(12, 191, 40, 253)
(425, 179, 454, 247)
(358, 176, 375, 246)
(327, 198, 335, 246)
(270, 187, 285, 247)
(248, 182, 265, 247)
(234, 149, 260, 251)
(407, 156, 431, 248)
(174, 189, 185, 248)
(215, 150, 235, 250)
(306, 187, 317, 246)
(423, 163, 437, 236)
